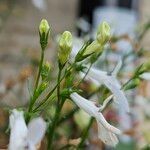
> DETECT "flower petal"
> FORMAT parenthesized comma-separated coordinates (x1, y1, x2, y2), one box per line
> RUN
(70, 92, 99, 116)
(140, 72, 150, 80)
(9, 109, 28, 150)
(96, 120, 119, 147)
(70, 93, 121, 134)
(112, 59, 122, 76)
(27, 117, 46, 145)
(87, 67, 130, 113)
(70, 93, 121, 146)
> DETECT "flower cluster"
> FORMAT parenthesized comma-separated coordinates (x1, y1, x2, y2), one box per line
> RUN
(6, 19, 147, 149)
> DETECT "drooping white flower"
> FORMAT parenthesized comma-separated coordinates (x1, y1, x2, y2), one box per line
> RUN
(84, 60, 130, 113)
(9, 109, 46, 150)
(70, 92, 121, 146)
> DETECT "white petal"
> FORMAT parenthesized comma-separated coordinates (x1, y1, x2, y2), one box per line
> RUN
(103, 76, 130, 113)
(70, 93, 121, 146)
(70, 92, 99, 117)
(96, 120, 119, 147)
(27, 142, 36, 150)
(140, 72, 150, 80)
(70, 93, 121, 134)
(112, 59, 122, 76)
(9, 109, 28, 150)
(95, 112, 121, 135)
(27, 117, 46, 145)
(87, 67, 130, 113)
(99, 95, 114, 111)
(80, 72, 100, 87)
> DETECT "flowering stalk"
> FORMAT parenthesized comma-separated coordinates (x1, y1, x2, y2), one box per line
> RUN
(28, 19, 50, 120)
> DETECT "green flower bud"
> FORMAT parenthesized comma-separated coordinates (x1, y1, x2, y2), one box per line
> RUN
(143, 62, 150, 72)
(96, 21, 111, 44)
(124, 78, 140, 90)
(41, 61, 51, 80)
(58, 31, 72, 65)
(39, 19, 50, 36)
(39, 19, 50, 50)
(84, 40, 103, 55)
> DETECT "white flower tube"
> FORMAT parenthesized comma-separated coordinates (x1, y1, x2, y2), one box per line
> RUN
(70, 92, 121, 146)
(84, 60, 130, 113)
(8, 109, 46, 150)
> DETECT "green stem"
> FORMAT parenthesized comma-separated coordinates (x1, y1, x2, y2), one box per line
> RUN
(58, 107, 78, 125)
(47, 106, 61, 149)
(35, 50, 44, 89)
(76, 63, 93, 88)
(121, 77, 134, 90)
(33, 63, 75, 112)
(47, 101, 64, 149)
(47, 64, 64, 149)
(57, 66, 62, 105)
(27, 49, 44, 121)
(77, 117, 94, 149)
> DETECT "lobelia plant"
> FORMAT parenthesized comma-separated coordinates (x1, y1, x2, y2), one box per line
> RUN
(7, 19, 148, 150)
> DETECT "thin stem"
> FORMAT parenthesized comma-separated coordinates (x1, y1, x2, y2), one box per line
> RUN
(58, 107, 78, 125)
(33, 64, 75, 112)
(77, 118, 94, 149)
(121, 77, 134, 90)
(47, 100, 64, 149)
(47, 105, 61, 149)
(47, 64, 70, 149)
(57, 67, 62, 105)
(27, 49, 44, 120)
(35, 50, 44, 89)
(75, 63, 93, 88)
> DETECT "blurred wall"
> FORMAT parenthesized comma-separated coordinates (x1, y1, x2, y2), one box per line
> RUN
(139, 0, 150, 48)
(0, 0, 149, 81)
(0, 0, 77, 80)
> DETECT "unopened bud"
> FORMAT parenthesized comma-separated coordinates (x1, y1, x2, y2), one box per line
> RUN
(143, 62, 150, 72)
(96, 21, 111, 44)
(58, 31, 72, 65)
(84, 40, 103, 55)
(124, 78, 140, 90)
(39, 19, 50, 36)
(39, 19, 50, 50)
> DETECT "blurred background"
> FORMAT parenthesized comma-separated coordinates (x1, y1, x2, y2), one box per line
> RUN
(0, 0, 149, 81)
(0, 0, 150, 149)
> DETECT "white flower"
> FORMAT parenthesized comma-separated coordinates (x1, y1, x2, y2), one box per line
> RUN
(140, 72, 150, 80)
(9, 109, 46, 150)
(84, 60, 130, 113)
(70, 92, 121, 146)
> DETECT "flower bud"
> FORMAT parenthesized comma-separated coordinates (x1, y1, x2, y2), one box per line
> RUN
(124, 78, 140, 90)
(39, 19, 50, 36)
(96, 21, 111, 44)
(143, 62, 150, 72)
(39, 19, 50, 50)
(58, 31, 72, 65)
(84, 40, 103, 55)
(41, 61, 51, 80)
